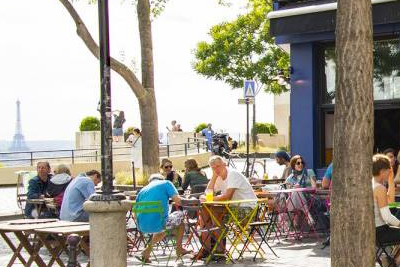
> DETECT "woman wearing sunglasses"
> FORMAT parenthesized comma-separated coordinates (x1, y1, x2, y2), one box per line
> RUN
(286, 155, 317, 188)
(285, 155, 317, 228)
(160, 159, 182, 188)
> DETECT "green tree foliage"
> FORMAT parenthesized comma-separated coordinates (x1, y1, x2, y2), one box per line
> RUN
(194, 123, 208, 133)
(79, 116, 101, 131)
(193, 0, 290, 94)
(252, 122, 278, 135)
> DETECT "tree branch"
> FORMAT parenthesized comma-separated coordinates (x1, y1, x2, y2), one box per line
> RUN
(58, 0, 146, 99)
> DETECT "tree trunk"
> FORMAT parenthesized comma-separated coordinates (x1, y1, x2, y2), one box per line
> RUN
(331, 0, 374, 267)
(137, 0, 160, 178)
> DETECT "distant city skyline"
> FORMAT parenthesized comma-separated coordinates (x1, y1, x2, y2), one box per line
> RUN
(0, 0, 275, 141)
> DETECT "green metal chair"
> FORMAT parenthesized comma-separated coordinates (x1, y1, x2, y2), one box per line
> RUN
(132, 201, 178, 266)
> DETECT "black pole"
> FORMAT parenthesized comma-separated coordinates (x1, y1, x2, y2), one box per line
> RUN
(90, 0, 124, 201)
(252, 102, 257, 149)
(132, 161, 136, 191)
(246, 97, 250, 178)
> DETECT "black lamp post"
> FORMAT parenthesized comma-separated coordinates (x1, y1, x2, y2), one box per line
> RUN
(90, 0, 124, 201)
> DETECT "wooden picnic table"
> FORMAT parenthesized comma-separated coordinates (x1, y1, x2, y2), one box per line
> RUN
(0, 219, 88, 267)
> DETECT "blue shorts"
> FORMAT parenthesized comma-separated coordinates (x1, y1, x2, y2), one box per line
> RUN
(113, 128, 123, 136)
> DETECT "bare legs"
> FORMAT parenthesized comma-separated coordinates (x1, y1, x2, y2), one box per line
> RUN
(141, 222, 190, 261)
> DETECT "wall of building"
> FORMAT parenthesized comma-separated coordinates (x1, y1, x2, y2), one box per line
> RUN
(274, 92, 290, 147)
(289, 42, 318, 169)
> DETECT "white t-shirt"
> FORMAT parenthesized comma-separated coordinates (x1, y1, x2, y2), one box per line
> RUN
(214, 168, 257, 207)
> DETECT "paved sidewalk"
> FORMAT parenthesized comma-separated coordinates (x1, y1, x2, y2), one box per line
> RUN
(0, 235, 330, 267)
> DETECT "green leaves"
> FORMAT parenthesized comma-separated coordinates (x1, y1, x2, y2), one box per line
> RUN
(252, 122, 278, 135)
(79, 116, 101, 131)
(193, 0, 290, 94)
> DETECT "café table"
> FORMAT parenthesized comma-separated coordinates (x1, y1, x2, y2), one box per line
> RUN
(269, 187, 317, 239)
(201, 198, 268, 264)
(0, 219, 88, 267)
(35, 224, 90, 267)
(261, 178, 286, 184)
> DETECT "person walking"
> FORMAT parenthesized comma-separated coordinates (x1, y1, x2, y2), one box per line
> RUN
(201, 123, 214, 151)
(112, 110, 126, 142)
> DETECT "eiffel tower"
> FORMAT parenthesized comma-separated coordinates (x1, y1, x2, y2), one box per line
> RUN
(9, 100, 29, 151)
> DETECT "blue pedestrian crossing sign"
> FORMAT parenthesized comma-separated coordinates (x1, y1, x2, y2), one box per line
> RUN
(244, 80, 255, 98)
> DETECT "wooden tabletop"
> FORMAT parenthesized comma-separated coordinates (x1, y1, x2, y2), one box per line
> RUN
(35, 224, 89, 235)
(0, 220, 88, 232)
(255, 191, 279, 198)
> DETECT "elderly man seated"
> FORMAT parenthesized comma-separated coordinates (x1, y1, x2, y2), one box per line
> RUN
(25, 161, 52, 218)
(196, 155, 257, 259)
(135, 174, 191, 263)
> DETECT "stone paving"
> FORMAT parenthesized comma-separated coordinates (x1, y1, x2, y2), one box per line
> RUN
(0, 234, 331, 267)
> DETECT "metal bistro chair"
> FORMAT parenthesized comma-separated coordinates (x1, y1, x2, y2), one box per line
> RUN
(16, 170, 37, 217)
(239, 201, 278, 261)
(126, 207, 145, 255)
(132, 201, 178, 266)
(376, 239, 400, 267)
(181, 198, 222, 264)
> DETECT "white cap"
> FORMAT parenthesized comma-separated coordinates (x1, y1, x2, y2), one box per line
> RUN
(148, 173, 164, 183)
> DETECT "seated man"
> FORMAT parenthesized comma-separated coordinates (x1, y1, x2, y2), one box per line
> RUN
(135, 174, 191, 263)
(322, 163, 333, 189)
(274, 150, 292, 180)
(25, 161, 52, 218)
(60, 170, 101, 222)
(197, 155, 257, 258)
(205, 155, 257, 203)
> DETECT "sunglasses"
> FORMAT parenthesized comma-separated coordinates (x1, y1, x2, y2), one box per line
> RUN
(164, 165, 173, 169)
(296, 161, 304, 166)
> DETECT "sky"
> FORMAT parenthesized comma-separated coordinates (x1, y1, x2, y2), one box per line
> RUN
(0, 0, 274, 142)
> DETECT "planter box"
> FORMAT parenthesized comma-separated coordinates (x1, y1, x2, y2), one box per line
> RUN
(75, 131, 101, 149)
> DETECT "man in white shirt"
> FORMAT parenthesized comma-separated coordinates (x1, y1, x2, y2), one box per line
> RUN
(205, 155, 257, 204)
(196, 155, 257, 259)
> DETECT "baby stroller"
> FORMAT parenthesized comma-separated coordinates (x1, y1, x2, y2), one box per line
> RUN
(212, 133, 230, 157)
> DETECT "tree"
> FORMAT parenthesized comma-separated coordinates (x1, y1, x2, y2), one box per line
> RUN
(193, 0, 289, 93)
(194, 123, 208, 133)
(58, 0, 159, 178)
(79, 116, 101, 131)
(193, 0, 289, 147)
(331, 0, 374, 266)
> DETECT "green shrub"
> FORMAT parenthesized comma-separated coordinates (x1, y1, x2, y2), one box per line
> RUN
(114, 171, 145, 186)
(79, 116, 101, 131)
(252, 122, 278, 135)
(194, 123, 208, 133)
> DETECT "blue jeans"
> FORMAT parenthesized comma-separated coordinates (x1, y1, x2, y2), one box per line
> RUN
(74, 211, 89, 222)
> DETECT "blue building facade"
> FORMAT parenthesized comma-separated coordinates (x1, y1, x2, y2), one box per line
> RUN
(269, 0, 400, 174)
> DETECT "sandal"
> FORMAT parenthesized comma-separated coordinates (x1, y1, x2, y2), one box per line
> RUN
(177, 248, 193, 257)
(134, 255, 152, 264)
(191, 251, 209, 260)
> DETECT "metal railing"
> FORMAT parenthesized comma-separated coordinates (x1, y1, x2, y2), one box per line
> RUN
(0, 139, 209, 167)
